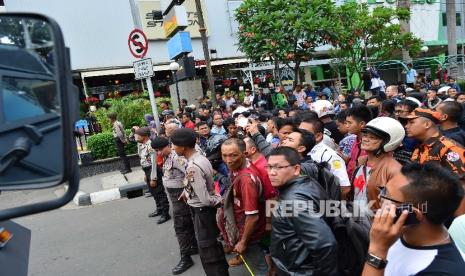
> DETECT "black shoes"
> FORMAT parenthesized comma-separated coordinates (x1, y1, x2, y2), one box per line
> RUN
(148, 210, 162, 217)
(172, 256, 194, 275)
(157, 214, 171, 224)
(120, 169, 132, 174)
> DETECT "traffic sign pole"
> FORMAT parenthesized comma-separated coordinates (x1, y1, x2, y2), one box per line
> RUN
(129, 0, 161, 132)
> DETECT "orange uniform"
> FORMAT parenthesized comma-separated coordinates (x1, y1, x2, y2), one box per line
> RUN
(411, 135, 465, 179)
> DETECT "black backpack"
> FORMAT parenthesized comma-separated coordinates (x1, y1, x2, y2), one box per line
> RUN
(304, 160, 371, 276)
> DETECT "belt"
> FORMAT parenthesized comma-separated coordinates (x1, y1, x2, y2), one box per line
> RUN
(191, 206, 216, 214)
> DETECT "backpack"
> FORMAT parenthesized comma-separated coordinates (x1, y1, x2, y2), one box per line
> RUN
(301, 159, 341, 201)
(329, 206, 371, 276)
(304, 160, 371, 276)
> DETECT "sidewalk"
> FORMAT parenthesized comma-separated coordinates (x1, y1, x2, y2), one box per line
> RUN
(73, 166, 147, 206)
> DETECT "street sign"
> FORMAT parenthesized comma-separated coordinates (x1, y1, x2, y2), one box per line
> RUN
(128, 29, 149, 58)
(133, 58, 154, 80)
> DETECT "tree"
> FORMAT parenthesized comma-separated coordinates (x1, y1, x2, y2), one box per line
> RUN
(329, 2, 422, 89)
(235, 0, 335, 85)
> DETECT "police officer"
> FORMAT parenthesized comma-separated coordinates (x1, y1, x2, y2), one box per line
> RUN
(151, 136, 198, 275)
(134, 127, 170, 224)
(170, 128, 229, 276)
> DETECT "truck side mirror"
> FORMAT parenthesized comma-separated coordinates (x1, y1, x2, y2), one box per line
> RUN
(0, 13, 79, 220)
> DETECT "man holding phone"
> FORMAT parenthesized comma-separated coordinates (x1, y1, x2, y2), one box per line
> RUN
(362, 163, 465, 276)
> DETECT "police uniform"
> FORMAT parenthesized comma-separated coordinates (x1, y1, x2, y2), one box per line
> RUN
(151, 135, 198, 274)
(310, 141, 351, 187)
(163, 150, 198, 258)
(171, 128, 229, 276)
(136, 129, 170, 219)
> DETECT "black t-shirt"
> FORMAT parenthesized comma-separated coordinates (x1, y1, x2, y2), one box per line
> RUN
(442, 127, 465, 147)
(324, 121, 344, 144)
(385, 237, 465, 275)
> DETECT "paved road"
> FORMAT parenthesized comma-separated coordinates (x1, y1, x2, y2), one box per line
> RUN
(11, 196, 248, 276)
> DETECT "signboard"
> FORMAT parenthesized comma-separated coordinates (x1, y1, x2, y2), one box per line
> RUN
(133, 58, 154, 80)
(128, 29, 149, 58)
(167, 31, 193, 60)
(163, 5, 188, 38)
(160, 0, 186, 15)
(138, 0, 208, 40)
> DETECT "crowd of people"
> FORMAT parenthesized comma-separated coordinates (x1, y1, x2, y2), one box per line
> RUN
(108, 72, 465, 275)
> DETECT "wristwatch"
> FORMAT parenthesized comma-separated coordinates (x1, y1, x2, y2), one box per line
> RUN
(366, 252, 388, 269)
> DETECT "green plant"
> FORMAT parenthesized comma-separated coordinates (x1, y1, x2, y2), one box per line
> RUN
(87, 132, 117, 160)
(87, 130, 137, 160)
(93, 107, 111, 132)
(329, 3, 422, 89)
(236, 0, 336, 85)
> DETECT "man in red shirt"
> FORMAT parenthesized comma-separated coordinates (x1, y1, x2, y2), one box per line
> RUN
(244, 137, 278, 200)
(181, 113, 195, 129)
(221, 138, 268, 275)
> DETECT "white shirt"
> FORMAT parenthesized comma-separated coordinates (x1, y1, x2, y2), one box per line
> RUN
(309, 141, 351, 187)
(244, 95, 254, 104)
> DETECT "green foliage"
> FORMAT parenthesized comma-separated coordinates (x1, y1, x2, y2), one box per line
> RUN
(87, 132, 117, 160)
(235, 0, 336, 84)
(329, 3, 423, 89)
(87, 130, 137, 160)
(93, 107, 112, 132)
(94, 97, 152, 132)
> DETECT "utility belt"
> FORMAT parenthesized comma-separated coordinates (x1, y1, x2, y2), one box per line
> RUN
(190, 206, 216, 214)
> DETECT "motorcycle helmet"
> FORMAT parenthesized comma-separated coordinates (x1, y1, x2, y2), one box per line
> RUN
(362, 117, 405, 154)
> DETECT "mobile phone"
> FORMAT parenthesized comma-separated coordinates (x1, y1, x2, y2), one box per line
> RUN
(395, 204, 419, 225)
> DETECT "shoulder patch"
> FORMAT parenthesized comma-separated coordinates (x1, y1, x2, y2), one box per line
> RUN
(447, 152, 460, 162)
(332, 159, 342, 170)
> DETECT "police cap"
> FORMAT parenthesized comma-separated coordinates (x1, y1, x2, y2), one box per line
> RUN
(151, 136, 170, 150)
(170, 128, 197, 147)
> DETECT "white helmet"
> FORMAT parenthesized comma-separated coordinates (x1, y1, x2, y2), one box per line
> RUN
(313, 100, 335, 118)
(363, 117, 405, 153)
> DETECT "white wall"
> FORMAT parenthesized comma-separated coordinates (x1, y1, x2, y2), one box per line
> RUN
(4, 0, 244, 71)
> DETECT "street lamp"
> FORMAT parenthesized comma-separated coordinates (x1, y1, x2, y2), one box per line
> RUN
(169, 62, 181, 110)
(421, 46, 429, 75)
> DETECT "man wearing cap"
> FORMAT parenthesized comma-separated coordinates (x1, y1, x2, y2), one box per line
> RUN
(134, 127, 170, 223)
(151, 136, 198, 275)
(170, 128, 229, 276)
(401, 108, 465, 216)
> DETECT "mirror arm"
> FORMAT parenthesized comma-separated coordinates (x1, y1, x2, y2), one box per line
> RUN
(0, 137, 32, 174)
(0, 166, 79, 221)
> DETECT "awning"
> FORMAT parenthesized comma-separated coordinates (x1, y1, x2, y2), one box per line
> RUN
(80, 64, 172, 78)
(79, 57, 249, 78)
(231, 58, 335, 72)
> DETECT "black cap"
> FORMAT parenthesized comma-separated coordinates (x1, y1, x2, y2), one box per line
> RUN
(170, 128, 197, 147)
(151, 136, 170, 150)
(134, 127, 151, 136)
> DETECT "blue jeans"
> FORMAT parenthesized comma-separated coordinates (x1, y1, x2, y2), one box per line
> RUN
(243, 242, 268, 276)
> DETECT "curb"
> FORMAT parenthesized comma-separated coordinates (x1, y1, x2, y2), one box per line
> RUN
(73, 182, 147, 206)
